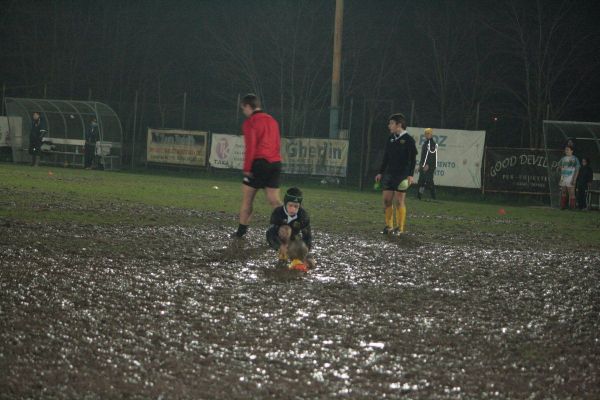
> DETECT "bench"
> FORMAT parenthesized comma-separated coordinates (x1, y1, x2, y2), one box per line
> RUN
(584, 178, 600, 210)
(587, 189, 600, 211)
(40, 138, 85, 167)
(95, 142, 121, 170)
(39, 138, 121, 170)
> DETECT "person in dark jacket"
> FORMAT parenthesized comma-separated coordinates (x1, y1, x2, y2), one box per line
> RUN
(233, 94, 282, 238)
(84, 117, 100, 169)
(266, 187, 314, 267)
(416, 127, 438, 200)
(576, 157, 593, 209)
(374, 113, 417, 235)
(29, 112, 46, 166)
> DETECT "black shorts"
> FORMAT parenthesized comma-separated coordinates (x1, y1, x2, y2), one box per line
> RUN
(381, 173, 408, 192)
(418, 167, 435, 186)
(266, 226, 281, 250)
(243, 159, 282, 189)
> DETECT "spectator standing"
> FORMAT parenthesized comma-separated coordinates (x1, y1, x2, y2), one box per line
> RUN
(29, 112, 46, 166)
(576, 157, 593, 209)
(416, 127, 438, 200)
(84, 117, 100, 169)
(558, 145, 580, 209)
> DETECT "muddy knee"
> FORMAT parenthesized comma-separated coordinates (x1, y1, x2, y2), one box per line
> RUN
(288, 239, 308, 261)
(278, 225, 292, 243)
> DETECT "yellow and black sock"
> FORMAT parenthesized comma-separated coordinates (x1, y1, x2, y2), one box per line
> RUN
(396, 206, 406, 232)
(385, 206, 394, 229)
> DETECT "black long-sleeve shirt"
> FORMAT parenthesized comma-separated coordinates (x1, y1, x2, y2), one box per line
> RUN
(576, 165, 593, 187)
(378, 131, 417, 180)
(29, 118, 47, 151)
(419, 138, 438, 168)
(86, 124, 99, 145)
(269, 206, 312, 249)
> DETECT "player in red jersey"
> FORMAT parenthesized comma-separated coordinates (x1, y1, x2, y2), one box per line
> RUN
(233, 94, 283, 238)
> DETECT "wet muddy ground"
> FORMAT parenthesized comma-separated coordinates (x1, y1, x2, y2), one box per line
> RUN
(1, 204, 599, 399)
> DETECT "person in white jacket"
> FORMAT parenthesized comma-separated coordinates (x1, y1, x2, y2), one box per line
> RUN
(416, 128, 438, 200)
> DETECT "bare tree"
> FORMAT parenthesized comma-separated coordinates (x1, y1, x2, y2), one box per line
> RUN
(201, 1, 332, 137)
(485, 0, 600, 147)
(340, 1, 409, 181)
(407, 3, 500, 130)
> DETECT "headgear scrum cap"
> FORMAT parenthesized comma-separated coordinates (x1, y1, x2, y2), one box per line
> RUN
(284, 187, 303, 205)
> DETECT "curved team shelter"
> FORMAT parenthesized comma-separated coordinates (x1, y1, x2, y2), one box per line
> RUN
(4, 97, 123, 169)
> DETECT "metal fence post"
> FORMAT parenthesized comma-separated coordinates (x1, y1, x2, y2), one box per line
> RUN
(131, 90, 138, 169)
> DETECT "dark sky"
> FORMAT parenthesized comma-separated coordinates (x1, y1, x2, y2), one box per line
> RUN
(1, 0, 599, 147)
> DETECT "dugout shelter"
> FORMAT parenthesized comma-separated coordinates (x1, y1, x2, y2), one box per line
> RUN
(4, 97, 123, 169)
(543, 120, 600, 208)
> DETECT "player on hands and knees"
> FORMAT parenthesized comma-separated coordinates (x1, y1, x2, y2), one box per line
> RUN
(266, 187, 315, 268)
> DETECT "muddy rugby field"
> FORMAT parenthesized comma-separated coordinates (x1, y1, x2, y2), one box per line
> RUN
(1, 166, 599, 399)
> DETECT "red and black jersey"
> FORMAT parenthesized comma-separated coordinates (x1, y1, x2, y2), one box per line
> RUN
(242, 110, 282, 173)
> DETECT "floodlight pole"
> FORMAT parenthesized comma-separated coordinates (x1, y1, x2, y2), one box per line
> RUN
(131, 90, 138, 169)
(182, 92, 187, 129)
(1, 83, 5, 115)
(235, 93, 241, 125)
(329, 0, 344, 139)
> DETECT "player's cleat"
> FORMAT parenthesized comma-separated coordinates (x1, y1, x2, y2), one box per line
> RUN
(392, 227, 403, 235)
(232, 224, 248, 238)
(231, 230, 245, 238)
(382, 226, 392, 235)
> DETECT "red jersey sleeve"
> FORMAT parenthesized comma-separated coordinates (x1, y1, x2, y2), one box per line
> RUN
(242, 118, 257, 173)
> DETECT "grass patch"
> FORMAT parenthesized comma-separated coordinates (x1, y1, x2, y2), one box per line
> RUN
(1, 163, 598, 248)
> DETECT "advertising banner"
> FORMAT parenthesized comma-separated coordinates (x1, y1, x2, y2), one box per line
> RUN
(209, 133, 245, 169)
(409, 127, 486, 189)
(0, 116, 22, 147)
(209, 134, 349, 177)
(282, 138, 348, 177)
(147, 129, 208, 166)
(484, 148, 562, 194)
(0, 117, 9, 147)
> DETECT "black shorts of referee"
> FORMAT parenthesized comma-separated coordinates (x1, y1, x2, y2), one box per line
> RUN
(243, 158, 282, 189)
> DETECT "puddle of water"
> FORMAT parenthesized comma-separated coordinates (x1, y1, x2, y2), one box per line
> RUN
(1, 218, 599, 398)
